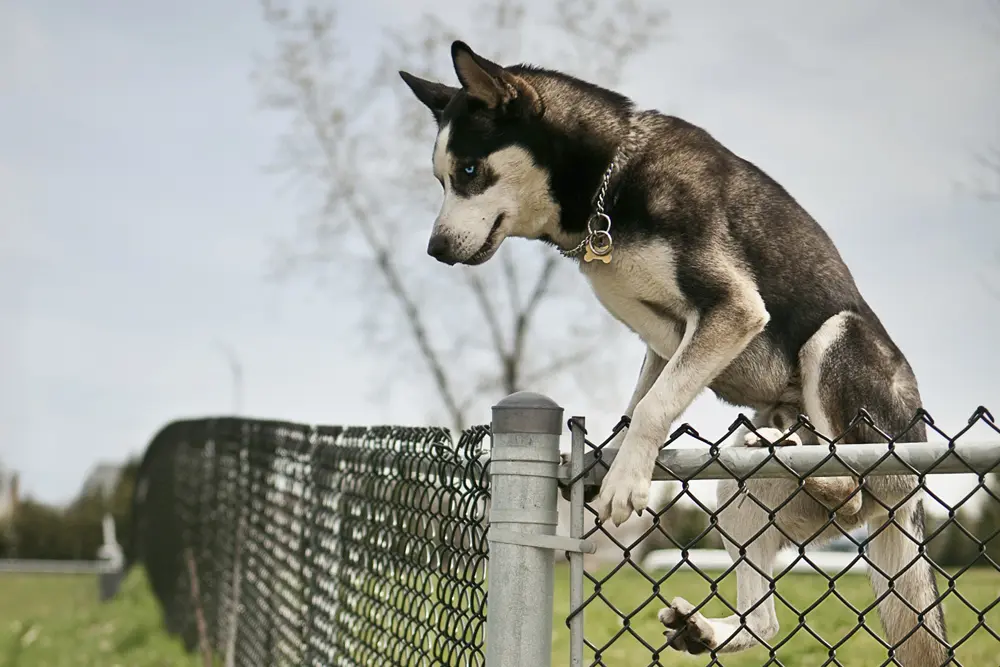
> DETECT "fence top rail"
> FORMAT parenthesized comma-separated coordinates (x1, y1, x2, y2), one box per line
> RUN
(565, 439, 1000, 484)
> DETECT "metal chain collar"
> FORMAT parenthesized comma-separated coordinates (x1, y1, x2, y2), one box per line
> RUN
(561, 118, 640, 262)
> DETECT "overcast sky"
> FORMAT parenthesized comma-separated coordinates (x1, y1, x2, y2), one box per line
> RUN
(2, 0, 999, 506)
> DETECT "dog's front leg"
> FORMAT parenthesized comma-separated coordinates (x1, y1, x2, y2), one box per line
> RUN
(562, 347, 667, 502)
(612, 346, 669, 445)
(595, 289, 770, 526)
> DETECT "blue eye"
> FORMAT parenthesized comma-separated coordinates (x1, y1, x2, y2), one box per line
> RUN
(464, 164, 476, 175)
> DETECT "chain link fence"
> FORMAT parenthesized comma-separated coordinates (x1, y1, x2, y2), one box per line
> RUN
(564, 408, 1000, 667)
(132, 417, 491, 666)
(131, 398, 999, 667)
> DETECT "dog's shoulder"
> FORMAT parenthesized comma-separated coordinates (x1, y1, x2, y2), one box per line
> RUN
(606, 114, 742, 255)
(624, 112, 776, 208)
(615, 112, 836, 253)
(607, 110, 871, 326)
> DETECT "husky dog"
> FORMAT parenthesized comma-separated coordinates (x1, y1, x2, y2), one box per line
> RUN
(400, 41, 947, 664)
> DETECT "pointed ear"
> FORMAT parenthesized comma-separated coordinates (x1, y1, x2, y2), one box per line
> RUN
(450, 41, 543, 117)
(399, 71, 459, 122)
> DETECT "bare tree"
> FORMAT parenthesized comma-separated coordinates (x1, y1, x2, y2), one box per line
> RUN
(255, 0, 667, 430)
(979, 0, 1000, 199)
(976, 0, 1000, 296)
(977, 150, 1000, 202)
(980, 0, 1000, 543)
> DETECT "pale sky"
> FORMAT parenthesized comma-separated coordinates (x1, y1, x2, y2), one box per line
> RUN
(2, 0, 999, 506)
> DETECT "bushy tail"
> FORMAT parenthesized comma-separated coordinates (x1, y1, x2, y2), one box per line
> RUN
(867, 500, 949, 666)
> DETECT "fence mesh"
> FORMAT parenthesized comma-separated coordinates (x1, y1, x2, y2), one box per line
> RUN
(133, 417, 491, 667)
(566, 409, 1000, 667)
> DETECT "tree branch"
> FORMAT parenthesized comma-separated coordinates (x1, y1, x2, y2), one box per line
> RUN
(458, 334, 605, 412)
(512, 254, 560, 363)
(462, 271, 508, 364)
(261, 5, 467, 431)
(364, 223, 466, 430)
(974, 146, 1000, 202)
(501, 248, 522, 318)
(518, 343, 601, 388)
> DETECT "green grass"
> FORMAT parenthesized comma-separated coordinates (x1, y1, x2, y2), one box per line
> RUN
(553, 564, 1000, 666)
(0, 564, 997, 666)
(0, 569, 198, 667)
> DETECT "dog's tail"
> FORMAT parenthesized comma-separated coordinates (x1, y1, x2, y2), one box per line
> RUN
(866, 499, 948, 666)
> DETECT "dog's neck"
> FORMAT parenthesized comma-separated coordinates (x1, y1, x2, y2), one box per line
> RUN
(549, 114, 643, 255)
(518, 70, 643, 255)
(561, 117, 642, 261)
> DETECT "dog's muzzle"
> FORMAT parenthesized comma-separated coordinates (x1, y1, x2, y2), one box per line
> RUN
(427, 233, 456, 265)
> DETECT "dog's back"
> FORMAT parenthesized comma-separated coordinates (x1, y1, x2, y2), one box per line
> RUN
(584, 111, 921, 434)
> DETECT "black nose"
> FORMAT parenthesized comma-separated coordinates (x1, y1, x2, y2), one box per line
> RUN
(427, 234, 454, 263)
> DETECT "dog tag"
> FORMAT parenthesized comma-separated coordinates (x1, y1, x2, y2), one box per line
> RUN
(584, 230, 613, 264)
(583, 246, 612, 263)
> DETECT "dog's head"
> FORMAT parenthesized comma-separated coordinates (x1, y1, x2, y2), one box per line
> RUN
(399, 42, 559, 266)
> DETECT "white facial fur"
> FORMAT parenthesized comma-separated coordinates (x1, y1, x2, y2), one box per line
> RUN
(430, 123, 560, 263)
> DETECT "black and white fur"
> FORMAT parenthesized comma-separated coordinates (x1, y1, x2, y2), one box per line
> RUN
(401, 41, 947, 665)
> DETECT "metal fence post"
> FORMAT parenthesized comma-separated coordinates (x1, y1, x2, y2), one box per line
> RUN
(488, 391, 564, 667)
(568, 417, 586, 667)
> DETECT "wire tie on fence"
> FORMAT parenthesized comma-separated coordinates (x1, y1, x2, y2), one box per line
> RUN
(489, 527, 596, 554)
(490, 509, 559, 525)
(737, 486, 749, 510)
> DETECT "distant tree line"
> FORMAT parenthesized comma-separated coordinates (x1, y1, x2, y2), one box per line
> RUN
(635, 476, 1000, 569)
(926, 474, 1000, 569)
(2, 456, 995, 571)
(0, 457, 140, 561)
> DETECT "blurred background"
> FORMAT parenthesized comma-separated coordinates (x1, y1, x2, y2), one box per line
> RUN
(1, 0, 999, 662)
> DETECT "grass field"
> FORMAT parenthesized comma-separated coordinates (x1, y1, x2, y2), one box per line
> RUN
(0, 570, 200, 667)
(1, 564, 997, 666)
(554, 564, 1000, 666)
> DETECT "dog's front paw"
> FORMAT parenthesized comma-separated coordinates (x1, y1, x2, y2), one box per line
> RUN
(594, 449, 653, 526)
(659, 597, 717, 655)
(743, 427, 802, 448)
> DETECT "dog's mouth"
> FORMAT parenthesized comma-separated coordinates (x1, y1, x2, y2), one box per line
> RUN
(463, 213, 506, 266)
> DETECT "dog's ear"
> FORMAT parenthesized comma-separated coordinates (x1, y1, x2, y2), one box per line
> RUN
(399, 71, 459, 123)
(450, 41, 543, 117)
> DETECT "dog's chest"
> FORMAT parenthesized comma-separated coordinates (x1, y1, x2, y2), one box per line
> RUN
(579, 245, 690, 357)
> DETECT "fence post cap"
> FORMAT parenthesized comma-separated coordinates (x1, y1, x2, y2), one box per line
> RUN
(494, 391, 561, 410)
(492, 391, 563, 435)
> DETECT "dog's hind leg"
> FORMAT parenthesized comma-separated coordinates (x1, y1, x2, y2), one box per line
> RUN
(800, 311, 948, 665)
(866, 502, 948, 666)
(661, 493, 787, 654)
(799, 312, 872, 517)
(660, 411, 793, 655)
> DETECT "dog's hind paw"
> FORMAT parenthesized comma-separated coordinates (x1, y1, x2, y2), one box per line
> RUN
(743, 427, 801, 448)
(659, 597, 717, 655)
